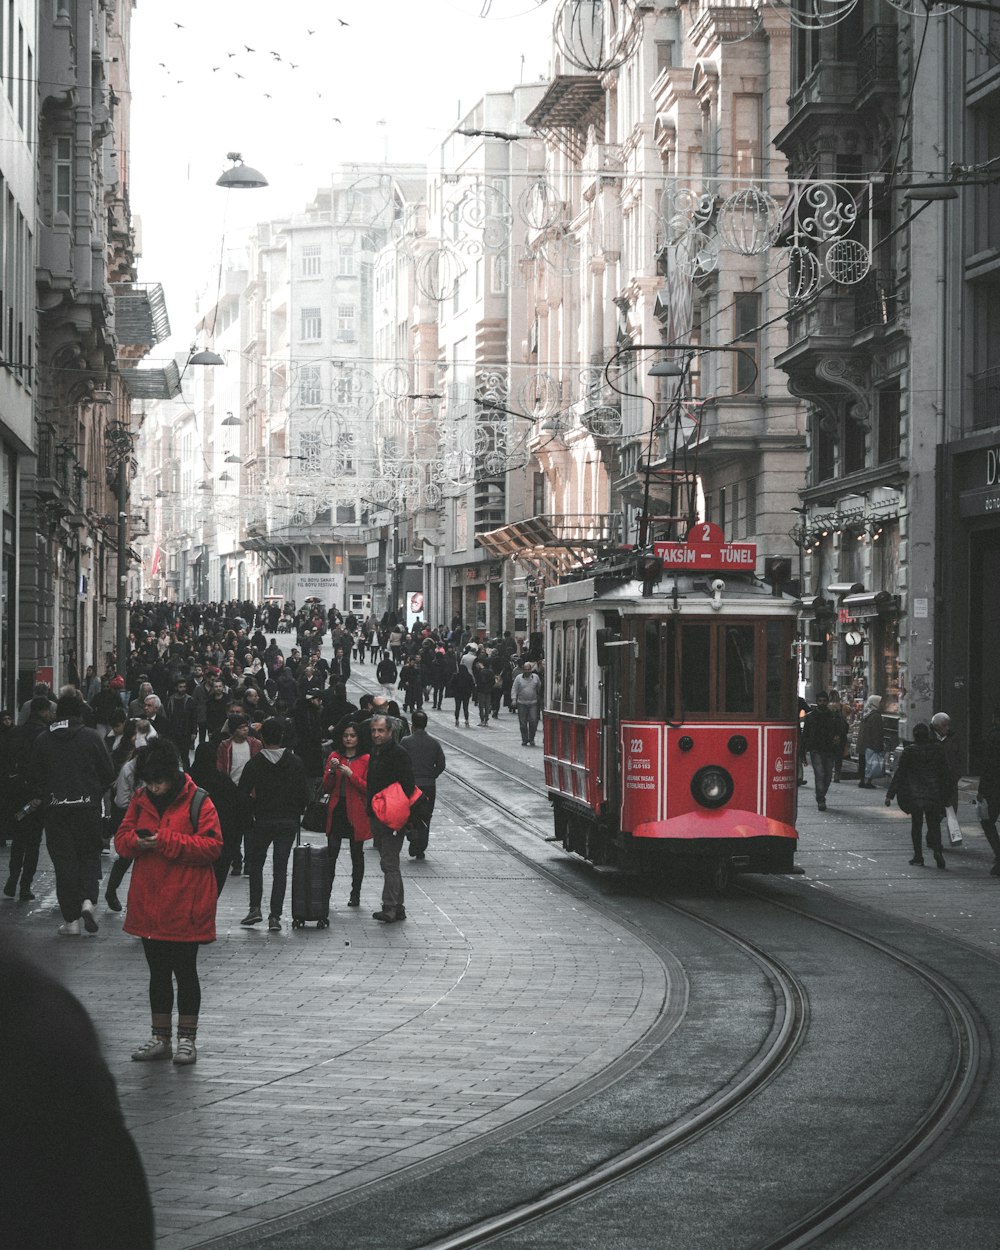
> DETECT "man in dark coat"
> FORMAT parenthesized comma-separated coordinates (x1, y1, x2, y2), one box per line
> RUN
(27, 690, 114, 935)
(366, 715, 416, 923)
(801, 691, 848, 812)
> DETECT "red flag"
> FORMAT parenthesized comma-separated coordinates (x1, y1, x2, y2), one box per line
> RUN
(150, 545, 161, 577)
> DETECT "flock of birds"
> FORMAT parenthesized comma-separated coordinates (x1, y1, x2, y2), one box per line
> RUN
(152, 17, 353, 126)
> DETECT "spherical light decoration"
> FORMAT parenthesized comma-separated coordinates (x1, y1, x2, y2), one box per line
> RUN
(824, 239, 871, 285)
(415, 246, 467, 303)
(582, 406, 624, 438)
(771, 245, 821, 302)
(519, 180, 566, 232)
(554, 0, 643, 73)
(716, 187, 783, 255)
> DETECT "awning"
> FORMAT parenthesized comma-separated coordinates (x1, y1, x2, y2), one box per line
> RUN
(841, 591, 899, 618)
(121, 360, 182, 399)
(477, 513, 617, 578)
(112, 283, 171, 347)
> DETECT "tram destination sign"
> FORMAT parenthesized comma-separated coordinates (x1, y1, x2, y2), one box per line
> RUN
(654, 523, 757, 571)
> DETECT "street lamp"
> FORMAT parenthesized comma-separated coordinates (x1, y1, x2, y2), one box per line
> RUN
(216, 152, 269, 189)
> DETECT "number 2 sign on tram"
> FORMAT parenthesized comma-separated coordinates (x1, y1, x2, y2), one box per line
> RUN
(653, 522, 756, 570)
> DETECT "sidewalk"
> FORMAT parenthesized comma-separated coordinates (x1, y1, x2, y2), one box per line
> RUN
(0, 695, 665, 1248)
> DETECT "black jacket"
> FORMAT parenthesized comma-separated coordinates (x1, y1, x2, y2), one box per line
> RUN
(28, 718, 115, 808)
(366, 741, 416, 817)
(238, 749, 310, 821)
(801, 707, 848, 755)
(887, 740, 951, 811)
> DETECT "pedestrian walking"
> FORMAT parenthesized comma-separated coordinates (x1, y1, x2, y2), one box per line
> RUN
(828, 690, 851, 782)
(238, 718, 311, 932)
(975, 706, 1000, 876)
(376, 651, 398, 697)
(216, 713, 261, 874)
(401, 710, 445, 859)
(3, 698, 53, 900)
(366, 714, 417, 923)
(800, 691, 847, 811)
(451, 662, 475, 728)
(27, 689, 114, 936)
(857, 695, 885, 789)
(473, 658, 494, 727)
(115, 739, 222, 1065)
(321, 723, 371, 909)
(885, 722, 952, 868)
(511, 661, 543, 746)
(931, 711, 963, 841)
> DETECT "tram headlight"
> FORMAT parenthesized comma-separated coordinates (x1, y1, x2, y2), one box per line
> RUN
(691, 765, 734, 810)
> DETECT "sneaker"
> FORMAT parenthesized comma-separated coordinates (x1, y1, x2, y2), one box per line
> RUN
(3, 877, 15, 898)
(348, 892, 361, 907)
(57, 920, 81, 937)
(172, 1037, 197, 1066)
(909, 857, 925, 866)
(414, 852, 425, 860)
(372, 909, 398, 923)
(240, 908, 263, 926)
(230, 860, 243, 876)
(81, 900, 99, 934)
(105, 889, 122, 912)
(267, 914, 281, 931)
(132, 1036, 172, 1062)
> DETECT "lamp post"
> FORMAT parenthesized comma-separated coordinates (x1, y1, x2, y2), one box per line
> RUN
(105, 421, 136, 678)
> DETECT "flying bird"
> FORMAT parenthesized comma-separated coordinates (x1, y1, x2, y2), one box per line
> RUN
(244, 44, 255, 52)
(173, 21, 184, 28)
(234, 71, 245, 79)
(289, 61, 299, 69)
(337, 18, 349, 25)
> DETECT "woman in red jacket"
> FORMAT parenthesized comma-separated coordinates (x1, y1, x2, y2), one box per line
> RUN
(321, 723, 370, 909)
(115, 739, 221, 1066)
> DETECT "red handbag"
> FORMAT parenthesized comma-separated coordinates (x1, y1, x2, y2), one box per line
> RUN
(371, 782, 422, 832)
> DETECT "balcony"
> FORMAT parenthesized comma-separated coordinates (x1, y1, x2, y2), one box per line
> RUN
(855, 26, 898, 101)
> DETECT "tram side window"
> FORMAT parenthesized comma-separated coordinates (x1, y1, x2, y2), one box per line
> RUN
(766, 619, 794, 720)
(576, 619, 589, 712)
(722, 625, 755, 715)
(643, 619, 661, 717)
(564, 623, 577, 709)
(550, 623, 564, 710)
(680, 622, 711, 716)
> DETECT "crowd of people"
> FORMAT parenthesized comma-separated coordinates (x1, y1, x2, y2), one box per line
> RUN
(0, 600, 528, 1064)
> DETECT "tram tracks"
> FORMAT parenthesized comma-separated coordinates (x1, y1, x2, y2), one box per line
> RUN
(253, 676, 990, 1250)
(423, 740, 987, 1250)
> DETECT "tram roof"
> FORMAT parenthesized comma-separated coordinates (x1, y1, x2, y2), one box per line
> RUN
(543, 572, 800, 614)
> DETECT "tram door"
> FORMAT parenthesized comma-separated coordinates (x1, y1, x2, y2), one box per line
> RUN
(597, 623, 629, 821)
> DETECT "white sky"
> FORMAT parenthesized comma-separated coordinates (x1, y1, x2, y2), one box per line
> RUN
(129, 0, 555, 358)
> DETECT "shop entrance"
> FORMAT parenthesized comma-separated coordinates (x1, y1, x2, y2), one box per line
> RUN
(968, 529, 1000, 771)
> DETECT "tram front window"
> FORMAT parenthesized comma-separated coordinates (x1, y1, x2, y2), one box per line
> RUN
(723, 625, 755, 715)
(681, 622, 711, 716)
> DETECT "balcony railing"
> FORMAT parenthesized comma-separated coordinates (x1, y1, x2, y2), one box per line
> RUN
(971, 366, 1000, 430)
(856, 26, 898, 98)
(853, 269, 897, 332)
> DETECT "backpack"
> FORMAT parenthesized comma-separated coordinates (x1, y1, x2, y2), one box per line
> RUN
(189, 787, 208, 831)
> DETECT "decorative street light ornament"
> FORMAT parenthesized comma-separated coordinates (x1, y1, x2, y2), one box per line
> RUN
(581, 406, 625, 438)
(519, 179, 567, 233)
(415, 245, 467, 303)
(767, 0, 860, 30)
(716, 186, 783, 255)
(771, 245, 822, 302)
(824, 238, 871, 285)
(554, 0, 643, 73)
(675, 230, 719, 276)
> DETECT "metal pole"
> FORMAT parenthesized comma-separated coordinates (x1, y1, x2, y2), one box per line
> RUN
(116, 457, 129, 677)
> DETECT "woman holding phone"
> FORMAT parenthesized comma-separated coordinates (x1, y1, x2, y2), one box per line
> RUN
(115, 739, 222, 1066)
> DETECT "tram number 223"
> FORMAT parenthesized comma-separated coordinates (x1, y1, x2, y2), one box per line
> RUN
(630, 738, 644, 754)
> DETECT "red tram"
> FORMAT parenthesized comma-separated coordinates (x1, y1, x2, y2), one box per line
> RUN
(542, 527, 800, 888)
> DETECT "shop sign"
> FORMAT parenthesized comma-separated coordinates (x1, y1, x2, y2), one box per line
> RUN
(958, 447, 1000, 516)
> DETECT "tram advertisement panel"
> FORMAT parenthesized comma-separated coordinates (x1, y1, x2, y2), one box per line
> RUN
(764, 726, 798, 823)
(620, 722, 665, 830)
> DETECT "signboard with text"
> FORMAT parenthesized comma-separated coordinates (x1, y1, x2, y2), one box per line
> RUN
(653, 522, 756, 572)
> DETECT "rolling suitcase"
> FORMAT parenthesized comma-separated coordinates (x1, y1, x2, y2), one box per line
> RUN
(291, 831, 330, 929)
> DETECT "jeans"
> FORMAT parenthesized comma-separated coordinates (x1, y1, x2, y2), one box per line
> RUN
(910, 805, 943, 859)
(372, 818, 405, 913)
(6, 810, 44, 890)
(325, 834, 365, 902)
(141, 938, 201, 1016)
(477, 691, 492, 725)
(453, 694, 471, 724)
(517, 702, 540, 745)
(406, 785, 436, 856)
(809, 751, 836, 804)
(247, 817, 297, 917)
(45, 807, 103, 922)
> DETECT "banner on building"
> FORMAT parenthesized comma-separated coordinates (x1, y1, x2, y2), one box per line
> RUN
(291, 574, 345, 609)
